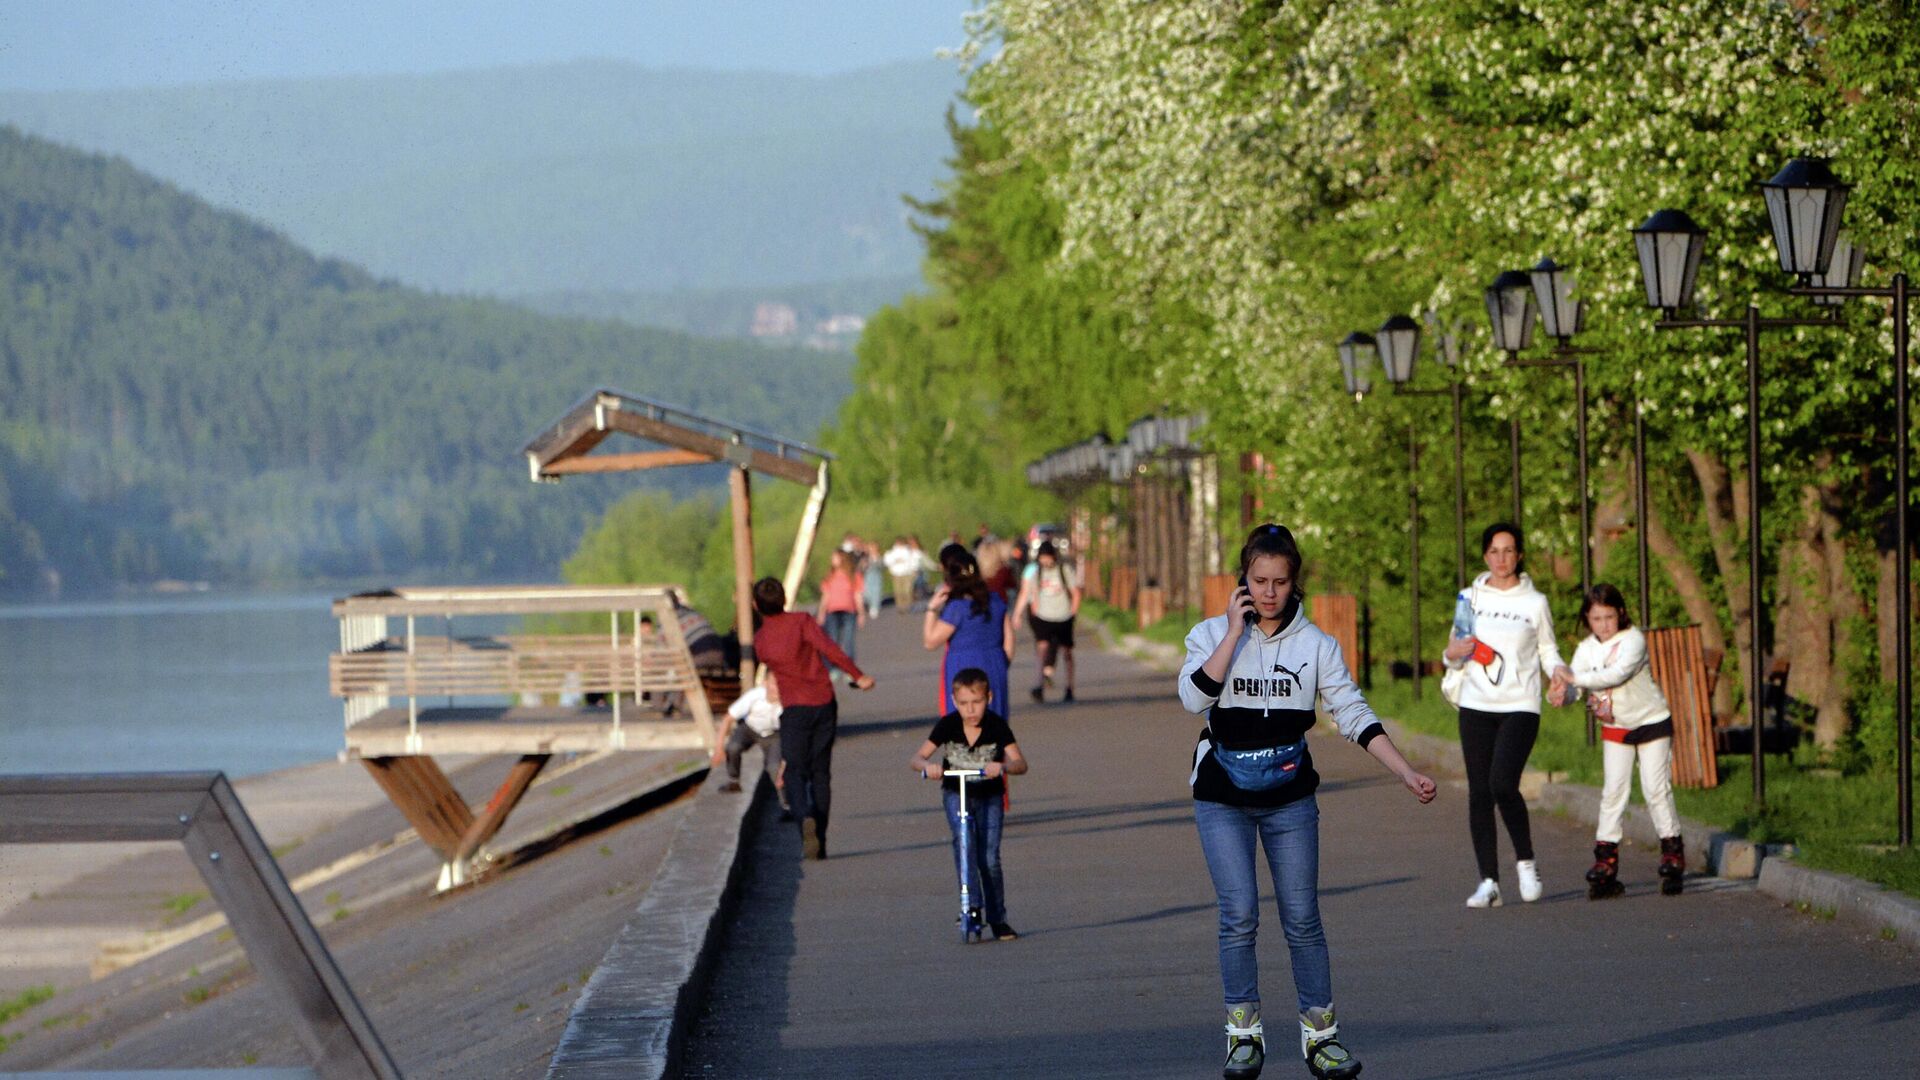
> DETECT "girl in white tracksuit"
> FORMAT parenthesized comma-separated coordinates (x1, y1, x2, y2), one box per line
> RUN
(1441, 523, 1571, 909)
(1562, 582, 1686, 896)
(1180, 523, 1436, 1080)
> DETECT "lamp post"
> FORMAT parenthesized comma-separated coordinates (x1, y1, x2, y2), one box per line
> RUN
(1757, 159, 1909, 848)
(1338, 315, 1470, 700)
(1487, 263, 1598, 743)
(1631, 192, 1840, 813)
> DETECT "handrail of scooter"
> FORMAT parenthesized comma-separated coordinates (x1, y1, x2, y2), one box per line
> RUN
(942, 768, 985, 778)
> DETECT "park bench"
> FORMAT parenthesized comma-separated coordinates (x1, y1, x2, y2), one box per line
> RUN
(329, 584, 720, 889)
(1645, 624, 1721, 789)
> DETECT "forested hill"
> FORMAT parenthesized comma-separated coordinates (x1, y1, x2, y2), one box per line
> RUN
(0, 59, 960, 298)
(0, 127, 851, 597)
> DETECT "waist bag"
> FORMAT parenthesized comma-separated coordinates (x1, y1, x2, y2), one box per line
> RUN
(1211, 739, 1306, 792)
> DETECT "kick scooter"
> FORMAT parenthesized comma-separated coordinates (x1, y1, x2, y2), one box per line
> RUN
(944, 768, 985, 943)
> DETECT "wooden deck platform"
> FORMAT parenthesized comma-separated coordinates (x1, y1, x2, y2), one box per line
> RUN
(343, 704, 713, 757)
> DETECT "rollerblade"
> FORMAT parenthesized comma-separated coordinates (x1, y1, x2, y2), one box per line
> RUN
(1222, 1003, 1263, 1079)
(1658, 836, 1686, 895)
(1300, 1006, 1361, 1079)
(1586, 841, 1624, 900)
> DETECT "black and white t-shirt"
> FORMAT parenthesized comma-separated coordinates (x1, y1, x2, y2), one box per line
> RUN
(926, 710, 1017, 800)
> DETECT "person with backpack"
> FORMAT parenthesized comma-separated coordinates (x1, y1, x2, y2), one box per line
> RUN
(1012, 540, 1081, 704)
(1180, 524, 1436, 1080)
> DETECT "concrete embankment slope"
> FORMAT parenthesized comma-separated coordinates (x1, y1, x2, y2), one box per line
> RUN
(680, 612, 1920, 1078)
(0, 749, 706, 1076)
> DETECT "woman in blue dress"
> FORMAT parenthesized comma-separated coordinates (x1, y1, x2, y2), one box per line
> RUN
(922, 544, 1014, 718)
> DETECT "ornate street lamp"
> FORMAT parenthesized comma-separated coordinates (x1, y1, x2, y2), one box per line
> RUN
(1761, 156, 1910, 846)
(1337, 332, 1375, 400)
(1633, 208, 1708, 316)
(1760, 156, 1851, 282)
(1630, 193, 1841, 811)
(1530, 257, 1585, 344)
(1484, 270, 1537, 355)
(1376, 314, 1422, 385)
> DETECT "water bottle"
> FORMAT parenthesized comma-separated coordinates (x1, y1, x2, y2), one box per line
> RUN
(1451, 591, 1475, 640)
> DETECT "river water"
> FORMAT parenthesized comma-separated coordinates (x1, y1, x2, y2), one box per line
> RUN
(0, 593, 347, 778)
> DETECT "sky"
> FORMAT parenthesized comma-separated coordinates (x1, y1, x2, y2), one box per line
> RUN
(0, 1, 978, 91)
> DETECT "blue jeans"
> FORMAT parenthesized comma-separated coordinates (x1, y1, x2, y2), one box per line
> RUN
(823, 610, 858, 667)
(943, 788, 1006, 923)
(1194, 796, 1330, 1013)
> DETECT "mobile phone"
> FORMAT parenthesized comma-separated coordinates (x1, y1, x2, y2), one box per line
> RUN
(1237, 574, 1257, 625)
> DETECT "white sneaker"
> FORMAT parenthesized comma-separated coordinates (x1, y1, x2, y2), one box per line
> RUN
(1466, 878, 1503, 908)
(1516, 860, 1543, 902)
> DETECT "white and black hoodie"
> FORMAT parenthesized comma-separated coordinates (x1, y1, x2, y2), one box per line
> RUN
(1441, 571, 1567, 715)
(1178, 601, 1385, 808)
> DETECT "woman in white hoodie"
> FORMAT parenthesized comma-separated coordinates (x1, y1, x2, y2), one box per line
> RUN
(1442, 522, 1572, 909)
(1556, 583, 1686, 897)
(1180, 523, 1436, 1080)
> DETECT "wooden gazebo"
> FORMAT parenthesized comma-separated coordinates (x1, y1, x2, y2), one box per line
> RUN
(522, 388, 835, 684)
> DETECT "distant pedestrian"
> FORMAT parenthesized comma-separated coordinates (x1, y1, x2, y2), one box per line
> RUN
(862, 540, 886, 618)
(713, 672, 791, 820)
(923, 544, 1013, 721)
(1558, 583, 1686, 898)
(978, 539, 1016, 603)
(1013, 540, 1080, 704)
(909, 666, 1028, 941)
(1179, 523, 1436, 1080)
(884, 536, 920, 611)
(1441, 522, 1572, 909)
(753, 577, 874, 859)
(817, 549, 866, 678)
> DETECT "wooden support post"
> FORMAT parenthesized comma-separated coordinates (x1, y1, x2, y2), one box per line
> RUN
(360, 756, 474, 861)
(452, 753, 551, 866)
(782, 460, 830, 605)
(730, 465, 757, 686)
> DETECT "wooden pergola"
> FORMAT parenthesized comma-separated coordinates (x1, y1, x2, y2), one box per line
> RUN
(522, 388, 835, 685)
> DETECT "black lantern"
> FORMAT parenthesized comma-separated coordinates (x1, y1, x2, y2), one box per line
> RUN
(1376, 314, 1422, 384)
(1810, 230, 1866, 306)
(1529, 257, 1583, 343)
(1761, 156, 1851, 281)
(1483, 270, 1536, 354)
(1337, 332, 1375, 399)
(1632, 208, 1707, 314)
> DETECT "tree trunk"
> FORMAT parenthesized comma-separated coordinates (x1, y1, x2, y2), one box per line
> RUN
(1686, 449, 1755, 722)
(1643, 484, 1734, 717)
(1775, 483, 1833, 745)
(1816, 482, 1863, 746)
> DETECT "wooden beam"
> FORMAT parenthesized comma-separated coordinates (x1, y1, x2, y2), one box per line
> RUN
(451, 754, 550, 865)
(359, 757, 474, 860)
(730, 466, 757, 685)
(602, 409, 818, 485)
(782, 460, 830, 604)
(541, 448, 716, 475)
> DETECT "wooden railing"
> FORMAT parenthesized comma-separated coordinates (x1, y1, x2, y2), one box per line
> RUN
(330, 632, 697, 699)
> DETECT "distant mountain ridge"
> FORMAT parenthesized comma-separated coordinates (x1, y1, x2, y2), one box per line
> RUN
(0, 126, 852, 596)
(0, 58, 961, 298)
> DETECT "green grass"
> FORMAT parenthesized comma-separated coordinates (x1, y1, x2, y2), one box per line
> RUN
(0, 986, 54, 1025)
(1362, 677, 1920, 898)
(160, 892, 205, 917)
(1082, 599, 1200, 649)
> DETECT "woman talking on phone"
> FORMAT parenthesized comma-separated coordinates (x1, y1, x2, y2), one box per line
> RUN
(1179, 524, 1437, 1080)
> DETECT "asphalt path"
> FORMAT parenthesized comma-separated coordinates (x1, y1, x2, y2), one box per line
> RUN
(683, 609, 1920, 1079)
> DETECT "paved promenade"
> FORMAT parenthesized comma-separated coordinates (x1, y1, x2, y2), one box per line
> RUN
(684, 612, 1920, 1078)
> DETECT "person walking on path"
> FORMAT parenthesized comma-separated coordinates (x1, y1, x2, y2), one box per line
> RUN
(883, 536, 920, 612)
(712, 671, 791, 820)
(861, 540, 886, 618)
(1442, 522, 1573, 909)
(1012, 540, 1081, 704)
(923, 544, 1014, 720)
(753, 577, 874, 859)
(817, 549, 867, 679)
(1179, 523, 1437, 1080)
(1557, 583, 1687, 898)
(909, 666, 1029, 942)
